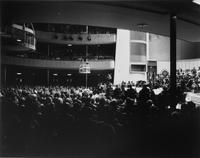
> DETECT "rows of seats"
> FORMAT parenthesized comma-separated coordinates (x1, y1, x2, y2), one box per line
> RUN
(1, 74, 200, 157)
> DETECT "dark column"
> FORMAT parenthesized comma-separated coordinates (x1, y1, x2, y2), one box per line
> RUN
(170, 14, 177, 108)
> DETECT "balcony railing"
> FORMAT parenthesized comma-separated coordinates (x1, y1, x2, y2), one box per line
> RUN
(36, 31, 116, 45)
(11, 24, 36, 51)
(2, 55, 115, 70)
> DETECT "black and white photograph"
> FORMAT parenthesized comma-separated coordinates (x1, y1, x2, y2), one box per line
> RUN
(0, 1, 200, 158)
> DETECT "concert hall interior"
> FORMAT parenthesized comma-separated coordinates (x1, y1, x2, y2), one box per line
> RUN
(1, 1, 200, 158)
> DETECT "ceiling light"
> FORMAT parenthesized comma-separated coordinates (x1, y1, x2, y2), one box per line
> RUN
(53, 73, 58, 76)
(68, 44, 72, 46)
(16, 39, 22, 42)
(67, 74, 72, 76)
(16, 72, 22, 75)
(136, 23, 149, 29)
(87, 35, 91, 41)
(193, 0, 200, 5)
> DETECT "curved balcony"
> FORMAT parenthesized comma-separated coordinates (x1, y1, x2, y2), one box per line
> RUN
(1, 55, 115, 70)
(1, 24, 36, 51)
(36, 31, 116, 45)
(12, 24, 36, 50)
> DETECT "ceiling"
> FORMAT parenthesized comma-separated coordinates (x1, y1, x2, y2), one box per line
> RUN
(92, 1, 200, 24)
(1, 0, 200, 42)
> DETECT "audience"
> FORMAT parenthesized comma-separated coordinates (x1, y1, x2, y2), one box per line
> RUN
(1, 69, 200, 157)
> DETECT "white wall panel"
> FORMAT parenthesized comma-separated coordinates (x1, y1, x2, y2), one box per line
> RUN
(157, 61, 170, 74)
(114, 29, 146, 84)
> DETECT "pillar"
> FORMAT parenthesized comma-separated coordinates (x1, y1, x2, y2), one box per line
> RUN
(170, 14, 177, 107)
(114, 29, 147, 85)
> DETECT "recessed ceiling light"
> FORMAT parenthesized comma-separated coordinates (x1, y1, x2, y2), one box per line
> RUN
(67, 74, 72, 76)
(193, 0, 200, 5)
(53, 73, 58, 76)
(68, 44, 72, 46)
(16, 72, 22, 75)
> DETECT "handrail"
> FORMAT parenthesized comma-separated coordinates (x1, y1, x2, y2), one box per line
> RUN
(12, 24, 35, 34)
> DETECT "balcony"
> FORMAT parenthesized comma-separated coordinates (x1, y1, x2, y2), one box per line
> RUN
(36, 31, 116, 45)
(1, 55, 115, 70)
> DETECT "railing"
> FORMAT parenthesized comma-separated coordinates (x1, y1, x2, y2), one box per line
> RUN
(5, 53, 115, 61)
(1, 55, 115, 70)
(11, 24, 36, 51)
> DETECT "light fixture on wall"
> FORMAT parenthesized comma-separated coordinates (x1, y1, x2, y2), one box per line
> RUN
(78, 34, 83, 41)
(16, 39, 22, 42)
(87, 34, 91, 41)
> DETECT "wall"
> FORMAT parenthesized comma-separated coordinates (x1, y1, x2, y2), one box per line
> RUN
(157, 58, 200, 74)
(157, 61, 170, 74)
(149, 34, 200, 61)
(146, 34, 200, 74)
(114, 29, 146, 84)
(149, 34, 170, 61)
(177, 40, 199, 59)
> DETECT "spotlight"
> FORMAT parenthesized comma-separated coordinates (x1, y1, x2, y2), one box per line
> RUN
(16, 39, 22, 42)
(87, 35, 91, 41)
(78, 35, 83, 41)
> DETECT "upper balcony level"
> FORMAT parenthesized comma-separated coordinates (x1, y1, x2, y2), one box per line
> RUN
(1, 23, 36, 51)
(36, 31, 116, 45)
(1, 23, 117, 54)
(34, 23, 116, 34)
(3, 42, 116, 61)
